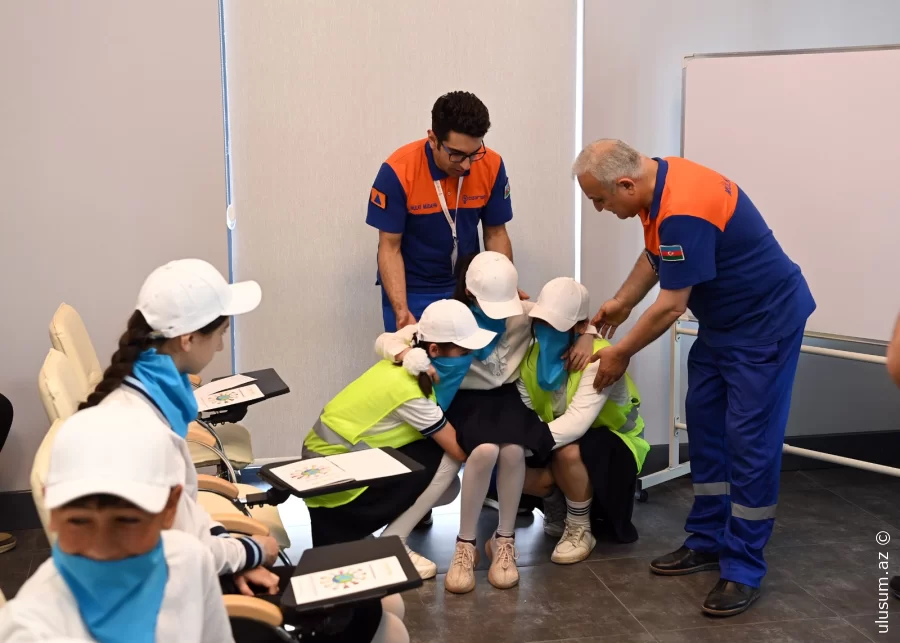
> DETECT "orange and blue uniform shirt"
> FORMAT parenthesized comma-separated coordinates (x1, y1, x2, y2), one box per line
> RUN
(641, 157, 815, 347)
(366, 139, 512, 293)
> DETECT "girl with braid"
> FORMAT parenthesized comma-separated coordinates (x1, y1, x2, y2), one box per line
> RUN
(83, 259, 410, 643)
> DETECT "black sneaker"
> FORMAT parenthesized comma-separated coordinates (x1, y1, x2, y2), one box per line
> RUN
(890, 575, 900, 600)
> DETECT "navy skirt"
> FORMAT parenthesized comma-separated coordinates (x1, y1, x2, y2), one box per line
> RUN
(447, 384, 555, 468)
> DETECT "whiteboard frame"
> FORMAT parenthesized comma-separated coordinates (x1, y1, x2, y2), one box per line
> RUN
(638, 44, 900, 498)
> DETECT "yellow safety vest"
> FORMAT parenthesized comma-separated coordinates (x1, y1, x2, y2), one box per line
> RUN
(520, 337, 650, 472)
(303, 360, 434, 508)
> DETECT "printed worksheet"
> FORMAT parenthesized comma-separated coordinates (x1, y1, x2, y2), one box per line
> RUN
(196, 383, 264, 411)
(268, 458, 355, 492)
(290, 556, 407, 605)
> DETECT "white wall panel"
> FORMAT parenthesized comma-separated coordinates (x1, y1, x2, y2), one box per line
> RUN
(582, 0, 900, 445)
(224, 0, 578, 456)
(0, 0, 228, 491)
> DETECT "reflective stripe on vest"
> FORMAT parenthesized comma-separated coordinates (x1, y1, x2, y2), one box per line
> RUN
(302, 360, 433, 509)
(521, 337, 650, 472)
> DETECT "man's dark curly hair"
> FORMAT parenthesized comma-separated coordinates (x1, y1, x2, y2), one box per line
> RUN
(431, 91, 491, 144)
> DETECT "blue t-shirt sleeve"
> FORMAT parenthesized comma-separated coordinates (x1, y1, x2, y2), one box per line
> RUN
(366, 163, 408, 234)
(656, 215, 718, 290)
(480, 158, 513, 227)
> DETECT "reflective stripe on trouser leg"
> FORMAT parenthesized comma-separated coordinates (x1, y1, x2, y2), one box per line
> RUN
(719, 326, 805, 588)
(683, 338, 730, 554)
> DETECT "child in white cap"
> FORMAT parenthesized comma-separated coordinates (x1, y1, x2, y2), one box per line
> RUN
(376, 252, 599, 594)
(521, 277, 650, 564)
(0, 405, 232, 642)
(78, 259, 284, 597)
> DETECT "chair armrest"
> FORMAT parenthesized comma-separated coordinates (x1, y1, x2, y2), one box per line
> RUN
(189, 374, 202, 387)
(212, 513, 270, 537)
(196, 474, 239, 499)
(187, 422, 216, 447)
(223, 595, 283, 627)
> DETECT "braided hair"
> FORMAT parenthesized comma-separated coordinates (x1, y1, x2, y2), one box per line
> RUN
(79, 311, 227, 409)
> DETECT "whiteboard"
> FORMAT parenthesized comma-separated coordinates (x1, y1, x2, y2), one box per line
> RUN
(682, 46, 900, 343)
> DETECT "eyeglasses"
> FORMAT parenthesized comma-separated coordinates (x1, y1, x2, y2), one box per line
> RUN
(441, 142, 486, 164)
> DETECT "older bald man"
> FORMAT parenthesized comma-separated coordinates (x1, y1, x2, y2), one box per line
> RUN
(573, 139, 815, 617)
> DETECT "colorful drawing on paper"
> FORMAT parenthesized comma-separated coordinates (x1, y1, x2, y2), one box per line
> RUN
(319, 567, 368, 591)
(214, 392, 239, 403)
(291, 465, 329, 481)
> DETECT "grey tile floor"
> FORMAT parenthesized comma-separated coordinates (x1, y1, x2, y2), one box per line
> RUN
(3, 467, 899, 642)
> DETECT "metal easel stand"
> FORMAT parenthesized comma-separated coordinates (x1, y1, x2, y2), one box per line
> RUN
(636, 316, 896, 502)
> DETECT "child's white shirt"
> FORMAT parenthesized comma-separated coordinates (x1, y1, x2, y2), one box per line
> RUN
(99, 386, 259, 575)
(0, 530, 234, 643)
(517, 359, 630, 449)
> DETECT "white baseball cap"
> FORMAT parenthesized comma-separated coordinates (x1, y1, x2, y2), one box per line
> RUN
(417, 299, 497, 350)
(529, 277, 591, 332)
(44, 405, 183, 513)
(137, 259, 261, 338)
(465, 251, 523, 319)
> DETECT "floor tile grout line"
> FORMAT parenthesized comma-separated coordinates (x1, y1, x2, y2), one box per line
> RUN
(842, 616, 881, 643)
(658, 614, 849, 635)
(824, 485, 900, 532)
(586, 563, 656, 639)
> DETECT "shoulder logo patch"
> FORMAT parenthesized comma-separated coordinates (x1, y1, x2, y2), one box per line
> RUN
(370, 188, 387, 209)
(503, 179, 510, 199)
(659, 244, 685, 262)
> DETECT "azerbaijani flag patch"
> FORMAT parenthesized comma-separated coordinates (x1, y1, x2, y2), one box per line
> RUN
(659, 245, 685, 262)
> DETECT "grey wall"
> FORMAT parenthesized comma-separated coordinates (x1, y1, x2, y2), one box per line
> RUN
(0, 0, 230, 492)
(582, 0, 900, 446)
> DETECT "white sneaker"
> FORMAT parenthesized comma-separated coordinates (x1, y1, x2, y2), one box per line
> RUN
(405, 544, 437, 580)
(550, 521, 596, 565)
(541, 489, 566, 538)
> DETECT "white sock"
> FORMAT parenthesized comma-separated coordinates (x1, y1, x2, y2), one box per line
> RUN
(566, 497, 592, 530)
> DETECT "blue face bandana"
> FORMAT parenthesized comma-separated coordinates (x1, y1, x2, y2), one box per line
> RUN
(431, 353, 475, 411)
(131, 349, 198, 438)
(534, 323, 574, 391)
(469, 305, 506, 361)
(53, 539, 168, 643)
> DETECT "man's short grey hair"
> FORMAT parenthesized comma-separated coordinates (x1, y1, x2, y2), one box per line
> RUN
(572, 139, 643, 188)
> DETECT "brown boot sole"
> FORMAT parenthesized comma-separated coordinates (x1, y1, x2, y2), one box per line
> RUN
(0, 540, 16, 554)
(649, 561, 720, 576)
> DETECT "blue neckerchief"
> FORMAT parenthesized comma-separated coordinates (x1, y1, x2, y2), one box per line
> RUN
(534, 324, 576, 391)
(52, 539, 167, 643)
(431, 354, 475, 411)
(469, 305, 506, 361)
(131, 349, 198, 438)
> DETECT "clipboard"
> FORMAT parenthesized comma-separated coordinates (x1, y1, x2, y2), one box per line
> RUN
(257, 448, 425, 499)
(282, 536, 422, 613)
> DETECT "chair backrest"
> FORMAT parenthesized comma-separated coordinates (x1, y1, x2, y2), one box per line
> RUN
(31, 418, 64, 544)
(38, 349, 88, 423)
(49, 303, 104, 393)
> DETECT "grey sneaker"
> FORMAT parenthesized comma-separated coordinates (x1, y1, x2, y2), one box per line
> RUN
(541, 489, 566, 538)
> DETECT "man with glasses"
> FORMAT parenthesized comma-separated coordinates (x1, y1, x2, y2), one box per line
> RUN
(367, 91, 520, 332)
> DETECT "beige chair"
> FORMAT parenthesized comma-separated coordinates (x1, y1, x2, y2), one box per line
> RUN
(30, 419, 64, 543)
(38, 349, 87, 423)
(48, 303, 256, 471)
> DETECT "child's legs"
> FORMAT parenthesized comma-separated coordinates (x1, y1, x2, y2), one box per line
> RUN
(381, 594, 405, 619)
(551, 442, 592, 502)
(381, 454, 461, 540)
(458, 444, 500, 540)
(370, 611, 410, 643)
(496, 444, 526, 536)
(523, 465, 555, 498)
